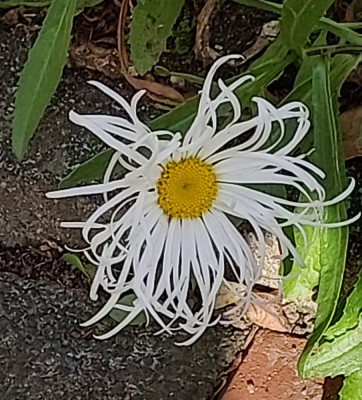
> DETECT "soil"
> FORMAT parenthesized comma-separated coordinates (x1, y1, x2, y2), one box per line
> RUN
(0, 0, 361, 399)
(0, 244, 89, 289)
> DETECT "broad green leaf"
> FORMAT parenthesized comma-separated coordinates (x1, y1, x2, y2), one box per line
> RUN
(280, 0, 335, 53)
(60, 38, 295, 188)
(130, 0, 185, 76)
(282, 226, 320, 301)
(61, 253, 95, 279)
(324, 272, 362, 340)
(12, 0, 77, 160)
(296, 56, 349, 378)
(60, 149, 116, 189)
(339, 370, 362, 400)
(304, 315, 362, 378)
(109, 294, 147, 327)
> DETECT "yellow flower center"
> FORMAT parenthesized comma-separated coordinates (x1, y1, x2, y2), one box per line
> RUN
(157, 157, 218, 219)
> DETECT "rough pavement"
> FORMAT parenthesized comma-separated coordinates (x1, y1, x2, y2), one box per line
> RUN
(0, 19, 248, 400)
(0, 273, 247, 400)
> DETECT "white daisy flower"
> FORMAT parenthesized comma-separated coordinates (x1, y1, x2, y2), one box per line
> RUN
(47, 55, 357, 345)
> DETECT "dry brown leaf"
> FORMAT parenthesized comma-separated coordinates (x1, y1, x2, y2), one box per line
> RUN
(246, 302, 291, 333)
(70, 43, 122, 79)
(216, 282, 291, 333)
(195, 0, 223, 63)
(348, 65, 362, 85)
(215, 281, 246, 309)
(124, 74, 184, 103)
(240, 21, 279, 63)
(2, 8, 23, 25)
(340, 106, 362, 159)
(244, 231, 281, 289)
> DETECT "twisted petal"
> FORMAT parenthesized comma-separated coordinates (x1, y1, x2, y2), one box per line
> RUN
(46, 54, 357, 345)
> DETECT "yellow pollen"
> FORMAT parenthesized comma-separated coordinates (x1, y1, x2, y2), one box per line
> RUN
(157, 157, 218, 219)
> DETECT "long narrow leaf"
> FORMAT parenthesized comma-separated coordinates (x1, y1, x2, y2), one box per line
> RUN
(12, 0, 77, 160)
(282, 50, 359, 302)
(297, 56, 349, 378)
(284, 53, 362, 106)
(0, 0, 104, 8)
(318, 19, 362, 46)
(59, 149, 115, 189)
(280, 52, 361, 154)
(0, 0, 48, 6)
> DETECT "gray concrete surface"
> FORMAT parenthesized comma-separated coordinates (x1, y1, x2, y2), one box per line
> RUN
(0, 23, 135, 247)
(0, 21, 247, 400)
(0, 272, 246, 400)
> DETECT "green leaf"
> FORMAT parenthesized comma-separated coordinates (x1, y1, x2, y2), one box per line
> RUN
(339, 370, 362, 400)
(285, 54, 361, 106)
(283, 226, 321, 301)
(60, 149, 116, 189)
(304, 315, 362, 378)
(76, 0, 105, 9)
(130, 0, 185, 76)
(0, 0, 48, 6)
(61, 253, 95, 279)
(231, 0, 362, 47)
(296, 56, 349, 378)
(324, 272, 362, 340)
(280, 0, 335, 53)
(12, 0, 77, 160)
(109, 294, 147, 327)
(318, 19, 362, 46)
(0, 0, 104, 9)
(281, 52, 361, 153)
(149, 96, 198, 134)
(230, 0, 282, 14)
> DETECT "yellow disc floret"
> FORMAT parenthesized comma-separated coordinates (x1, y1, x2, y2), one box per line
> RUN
(157, 157, 218, 219)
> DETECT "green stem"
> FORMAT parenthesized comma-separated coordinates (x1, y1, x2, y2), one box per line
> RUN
(304, 45, 362, 55)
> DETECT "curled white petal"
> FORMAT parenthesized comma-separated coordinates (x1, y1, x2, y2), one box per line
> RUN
(47, 55, 357, 345)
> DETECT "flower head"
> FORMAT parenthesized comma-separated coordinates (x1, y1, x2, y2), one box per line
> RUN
(47, 55, 357, 345)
